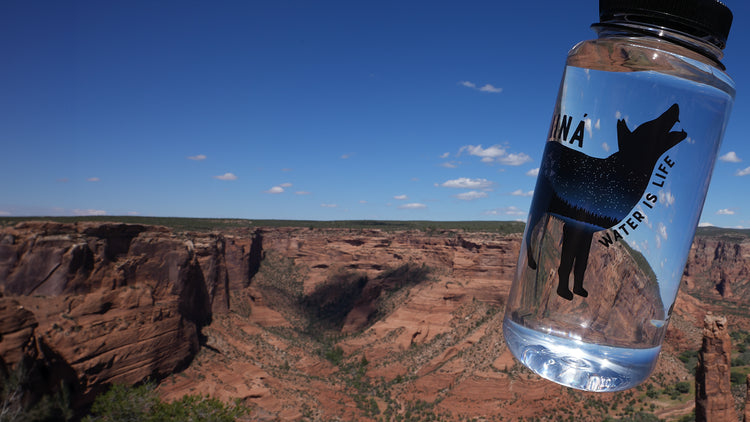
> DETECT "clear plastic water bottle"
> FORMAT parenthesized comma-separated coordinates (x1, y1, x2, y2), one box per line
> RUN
(503, 0, 735, 392)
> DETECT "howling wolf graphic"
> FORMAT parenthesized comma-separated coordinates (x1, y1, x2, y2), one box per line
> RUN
(525, 104, 687, 300)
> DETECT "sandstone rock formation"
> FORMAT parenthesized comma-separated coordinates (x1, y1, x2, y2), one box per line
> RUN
(684, 235, 750, 304)
(0, 221, 238, 405)
(0, 221, 748, 420)
(696, 314, 736, 422)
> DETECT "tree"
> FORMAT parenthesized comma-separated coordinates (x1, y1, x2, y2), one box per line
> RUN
(83, 383, 250, 422)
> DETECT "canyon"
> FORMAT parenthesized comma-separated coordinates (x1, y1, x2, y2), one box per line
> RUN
(0, 220, 749, 420)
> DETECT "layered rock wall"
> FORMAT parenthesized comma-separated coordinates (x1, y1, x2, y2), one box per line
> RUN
(695, 314, 736, 422)
(0, 222, 520, 406)
(684, 235, 750, 302)
(1, 221, 748, 418)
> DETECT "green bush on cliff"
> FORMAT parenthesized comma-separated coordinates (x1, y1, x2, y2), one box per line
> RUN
(0, 361, 74, 422)
(82, 383, 249, 422)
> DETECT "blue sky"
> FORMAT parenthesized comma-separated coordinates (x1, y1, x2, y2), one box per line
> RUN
(1, 1, 749, 226)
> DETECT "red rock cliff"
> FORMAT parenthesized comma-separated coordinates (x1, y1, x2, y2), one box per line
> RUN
(696, 314, 736, 422)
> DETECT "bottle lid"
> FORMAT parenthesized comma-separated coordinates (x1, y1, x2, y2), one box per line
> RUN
(599, 0, 733, 50)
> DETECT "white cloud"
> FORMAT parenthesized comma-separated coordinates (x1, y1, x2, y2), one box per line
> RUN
(459, 81, 502, 94)
(127, 211, 139, 216)
(736, 166, 750, 176)
(214, 173, 238, 181)
(584, 118, 594, 138)
(455, 191, 487, 201)
(399, 203, 427, 209)
(484, 206, 525, 217)
(698, 222, 714, 227)
(266, 186, 284, 194)
(295, 191, 310, 195)
(719, 151, 741, 163)
(341, 154, 351, 159)
(526, 168, 539, 177)
(0, 211, 11, 216)
(187, 154, 207, 161)
(660, 191, 675, 207)
(73, 209, 106, 216)
(441, 177, 494, 189)
(460, 144, 506, 160)
(479, 84, 502, 93)
(440, 152, 450, 159)
(658, 222, 668, 240)
(394, 194, 408, 200)
(280, 182, 293, 188)
(321, 203, 338, 208)
(497, 152, 532, 166)
(359, 200, 367, 204)
(87, 177, 100, 182)
(602, 142, 610, 152)
(717, 208, 735, 215)
(440, 162, 458, 168)
(459, 144, 530, 165)
(510, 189, 534, 197)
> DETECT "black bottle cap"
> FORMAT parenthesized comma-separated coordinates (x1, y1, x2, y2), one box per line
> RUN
(599, 0, 733, 50)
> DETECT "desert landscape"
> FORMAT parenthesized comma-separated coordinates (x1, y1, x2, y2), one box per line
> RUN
(1, 217, 749, 421)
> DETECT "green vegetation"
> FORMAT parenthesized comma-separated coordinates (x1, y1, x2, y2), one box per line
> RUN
(695, 225, 750, 240)
(730, 330, 750, 387)
(2, 361, 248, 421)
(0, 362, 73, 422)
(82, 383, 249, 422)
(0, 216, 255, 232)
(0, 216, 525, 234)
(679, 349, 699, 375)
(324, 346, 345, 365)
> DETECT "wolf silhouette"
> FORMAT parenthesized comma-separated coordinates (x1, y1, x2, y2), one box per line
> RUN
(525, 104, 687, 300)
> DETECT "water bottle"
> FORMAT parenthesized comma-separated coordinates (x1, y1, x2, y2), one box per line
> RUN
(503, 0, 735, 392)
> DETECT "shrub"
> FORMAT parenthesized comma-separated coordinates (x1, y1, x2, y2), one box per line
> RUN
(324, 346, 345, 366)
(151, 394, 248, 422)
(730, 371, 746, 386)
(83, 383, 157, 422)
(82, 383, 249, 422)
(674, 381, 690, 394)
(0, 361, 73, 422)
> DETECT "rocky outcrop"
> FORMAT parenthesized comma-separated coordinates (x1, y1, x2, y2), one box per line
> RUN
(683, 235, 750, 302)
(696, 314, 736, 422)
(258, 227, 520, 295)
(0, 222, 239, 405)
(0, 298, 38, 369)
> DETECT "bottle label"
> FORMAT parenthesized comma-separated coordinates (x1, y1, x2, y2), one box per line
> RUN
(530, 104, 686, 300)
